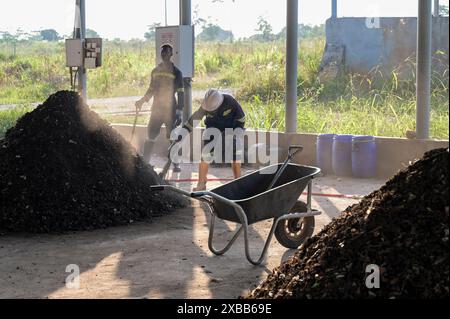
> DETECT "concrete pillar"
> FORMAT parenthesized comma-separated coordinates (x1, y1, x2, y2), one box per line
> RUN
(332, 0, 338, 19)
(433, 0, 440, 17)
(286, 0, 299, 133)
(76, 0, 87, 100)
(416, 0, 433, 140)
(179, 0, 193, 122)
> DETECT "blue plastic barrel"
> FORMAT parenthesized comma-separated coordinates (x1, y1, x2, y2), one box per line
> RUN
(332, 135, 354, 176)
(352, 136, 377, 178)
(317, 134, 336, 175)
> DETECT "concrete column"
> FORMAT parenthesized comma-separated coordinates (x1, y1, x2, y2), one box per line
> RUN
(332, 0, 338, 19)
(433, 0, 440, 17)
(179, 0, 193, 122)
(76, 0, 87, 100)
(416, 0, 433, 140)
(286, 0, 299, 133)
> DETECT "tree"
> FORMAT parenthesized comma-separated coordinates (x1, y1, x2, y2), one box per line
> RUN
(193, 4, 207, 28)
(197, 23, 234, 42)
(40, 29, 60, 41)
(85, 28, 100, 38)
(0, 29, 28, 56)
(277, 24, 325, 40)
(144, 23, 161, 41)
(255, 16, 274, 42)
(27, 31, 43, 42)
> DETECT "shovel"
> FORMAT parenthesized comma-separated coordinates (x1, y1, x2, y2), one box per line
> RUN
(129, 105, 140, 143)
(159, 116, 184, 180)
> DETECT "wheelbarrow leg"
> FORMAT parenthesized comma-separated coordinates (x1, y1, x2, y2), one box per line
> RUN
(229, 205, 279, 266)
(238, 209, 321, 266)
(241, 217, 279, 266)
(206, 204, 275, 265)
(208, 213, 244, 256)
(192, 191, 311, 266)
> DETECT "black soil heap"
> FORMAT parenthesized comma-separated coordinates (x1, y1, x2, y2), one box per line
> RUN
(0, 91, 186, 233)
(249, 148, 449, 299)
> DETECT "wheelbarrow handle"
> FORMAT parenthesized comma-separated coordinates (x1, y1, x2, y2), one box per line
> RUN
(266, 145, 304, 191)
(150, 186, 165, 192)
(150, 185, 194, 198)
(191, 191, 208, 198)
(288, 145, 304, 158)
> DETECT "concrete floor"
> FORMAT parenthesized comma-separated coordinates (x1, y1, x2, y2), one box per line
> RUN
(0, 158, 385, 299)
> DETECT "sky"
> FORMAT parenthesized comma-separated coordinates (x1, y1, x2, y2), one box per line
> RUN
(0, 0, 448, 40)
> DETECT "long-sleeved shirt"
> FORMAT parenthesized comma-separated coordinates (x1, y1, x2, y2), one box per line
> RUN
(184, 94, 246, 133)
(143, 62, 184, 114)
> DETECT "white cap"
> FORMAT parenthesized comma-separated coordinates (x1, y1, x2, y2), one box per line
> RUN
(201, 89, 224, 112)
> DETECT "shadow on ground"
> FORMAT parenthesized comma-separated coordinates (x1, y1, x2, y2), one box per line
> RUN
(0, 202, 273, 299)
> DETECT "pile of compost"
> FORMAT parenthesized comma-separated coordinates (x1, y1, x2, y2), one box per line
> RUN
(0, 91, 186, 233)
(249, 148, 449, 299)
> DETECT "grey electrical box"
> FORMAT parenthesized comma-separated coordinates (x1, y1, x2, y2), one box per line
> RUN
(65, 39, 84, 67)
(84, 38, 103, 69)
(156, 26, 194, 78)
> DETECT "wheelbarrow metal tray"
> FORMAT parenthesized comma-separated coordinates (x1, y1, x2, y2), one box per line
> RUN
(210, 164, 321, 225)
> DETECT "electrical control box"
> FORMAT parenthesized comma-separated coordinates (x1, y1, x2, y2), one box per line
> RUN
(65, 38, 103, 69)
(156, 26, 194, 78)
(84, 38, 103, 69)
(65, 39, 84, 67)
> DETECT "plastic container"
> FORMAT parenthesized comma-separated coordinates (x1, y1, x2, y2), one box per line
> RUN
(316, 134, 336, 175)
(332, 135, 354, 176)
(352, 136, 377, 178)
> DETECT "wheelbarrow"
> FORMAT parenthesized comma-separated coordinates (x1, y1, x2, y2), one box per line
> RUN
(151, 146, 322, 265)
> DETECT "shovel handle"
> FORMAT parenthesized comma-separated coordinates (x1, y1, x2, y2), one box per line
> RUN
(288, 145, 304, 158)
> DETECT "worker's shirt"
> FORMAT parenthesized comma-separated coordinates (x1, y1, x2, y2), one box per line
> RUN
(144, 62, 184, 114)
(184, 94, 246, 133)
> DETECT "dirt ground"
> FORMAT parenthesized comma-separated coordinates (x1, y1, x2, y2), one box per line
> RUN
(0, 160, 384, 299)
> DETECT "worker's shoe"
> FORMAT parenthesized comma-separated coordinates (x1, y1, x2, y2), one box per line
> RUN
(173, 163, 182, 173)
(193, 182, 207, 192)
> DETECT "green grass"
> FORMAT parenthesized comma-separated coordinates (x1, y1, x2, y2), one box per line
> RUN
(244, 98, 448, 140)
(0, 106, 32, 137)
(91, 97, 448, 140)
(0, 40, 448, 139)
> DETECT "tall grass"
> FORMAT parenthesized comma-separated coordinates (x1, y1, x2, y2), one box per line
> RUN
(243, 96, 448, 140)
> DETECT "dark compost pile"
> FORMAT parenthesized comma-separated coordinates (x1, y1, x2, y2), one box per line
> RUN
(0, 91, 186, 233)
(249, 148, 449, 299)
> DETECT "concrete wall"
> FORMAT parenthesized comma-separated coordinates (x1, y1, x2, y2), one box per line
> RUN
(113, 124, 449, 179)
(322, 17, 449, 76)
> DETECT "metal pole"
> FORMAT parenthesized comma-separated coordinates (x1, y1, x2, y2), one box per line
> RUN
(433, 0, 440, 16)
(180, 0, 193, 122)
(416, 0, 432, 140)
(165, 0, 168, 26)
(286, 0, 299, 133)
(76, 0, 87, 101)
(332, 0, 338, 19)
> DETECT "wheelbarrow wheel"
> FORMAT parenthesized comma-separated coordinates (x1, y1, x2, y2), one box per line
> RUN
(275, 201, 315, 249)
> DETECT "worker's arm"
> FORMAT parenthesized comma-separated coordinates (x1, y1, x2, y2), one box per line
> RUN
(143, 86, 154, 103)
(182, 108, 206, 133)
(136, 71, 155, 109)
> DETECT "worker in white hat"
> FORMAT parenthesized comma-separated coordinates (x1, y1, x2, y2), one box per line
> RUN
(182, 89, 246, 191)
